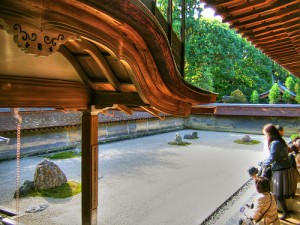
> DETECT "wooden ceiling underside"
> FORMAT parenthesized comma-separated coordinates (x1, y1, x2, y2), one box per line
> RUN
(202, 0, 300, 78)
(0, 0, 217, 117)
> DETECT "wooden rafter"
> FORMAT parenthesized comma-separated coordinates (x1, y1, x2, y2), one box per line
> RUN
(140, 106, 165, 120)
(92, 91, 147, 106)
(0, 76, 90, 109)
(59, 46, 96, 90)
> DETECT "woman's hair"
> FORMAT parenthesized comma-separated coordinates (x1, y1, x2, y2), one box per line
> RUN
(263, 123, 286, 147)
(255, 176, 270, 193)
(275, 125, 283, 132)
(290, 145, 299, 154)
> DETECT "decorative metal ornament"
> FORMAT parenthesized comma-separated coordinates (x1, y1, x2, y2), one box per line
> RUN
(0, 18, 79, 57)
(9, 23, 78, 56)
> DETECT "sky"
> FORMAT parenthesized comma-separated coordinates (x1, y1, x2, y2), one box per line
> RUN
(200, 4, 222, 21)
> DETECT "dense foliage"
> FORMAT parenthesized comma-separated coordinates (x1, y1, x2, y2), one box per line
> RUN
(269, 83, 280, 104)
(225, 89, 247, 103)
(250, 90, 259, 104)
(156, 0, 299, 103)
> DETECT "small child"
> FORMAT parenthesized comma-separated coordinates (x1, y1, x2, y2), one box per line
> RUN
(247, 166, 258, 180)
(239, 177, 280, 225)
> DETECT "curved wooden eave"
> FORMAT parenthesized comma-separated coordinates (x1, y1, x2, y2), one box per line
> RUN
(0, 0, 217, 117)
(74, 1, 217, 104)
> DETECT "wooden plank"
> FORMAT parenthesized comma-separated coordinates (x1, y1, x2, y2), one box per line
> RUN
(190, 106, 216, 114)
(81, 112, 99, 225)
(0, 76, 90, 109)
(93, 91, 147, 106)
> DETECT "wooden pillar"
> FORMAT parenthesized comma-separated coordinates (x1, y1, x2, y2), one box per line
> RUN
(167, 0, 173, 44)
(181, 0, 186, 77)
(81, 110, 99, 225)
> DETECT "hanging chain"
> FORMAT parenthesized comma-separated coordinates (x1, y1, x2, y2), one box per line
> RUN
(12, 108, 22, 220)
(16, 121, 21, 216)
(15, 121, 21, 218)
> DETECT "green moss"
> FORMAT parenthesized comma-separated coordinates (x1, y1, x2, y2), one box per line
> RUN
(28, 181, 81, 198)
(234, 140, 261, 145)
(47, 151, 81, 160)
(168, 142, 191, 146)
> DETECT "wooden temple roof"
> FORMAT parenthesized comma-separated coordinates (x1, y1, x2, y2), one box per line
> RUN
(201, 0, 300, 78)
(0, 0, 217, 117)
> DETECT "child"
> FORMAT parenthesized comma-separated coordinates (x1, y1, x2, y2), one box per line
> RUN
(240, 177, 280, 225)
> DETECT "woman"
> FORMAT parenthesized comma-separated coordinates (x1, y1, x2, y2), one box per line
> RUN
(243, 176, 280, 225)
(262, 124, 296, 220)
(289, 144, 300, 182)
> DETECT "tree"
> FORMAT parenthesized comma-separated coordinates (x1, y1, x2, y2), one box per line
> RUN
(250, 90, 259, 104)
(156, 1, 293, 102)
(295, 83, 300, 104)
(225, 89, 247, 103)
(282, 90, 291, 103)
(285, 77, 295, 91)
(296, 93, 300, 104)
(269, 83, 280, 104)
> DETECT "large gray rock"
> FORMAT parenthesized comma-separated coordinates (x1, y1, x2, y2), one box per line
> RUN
(175, 134, 183, 144)
(34, 159, 67, 190)
(241, 135, 252, 142)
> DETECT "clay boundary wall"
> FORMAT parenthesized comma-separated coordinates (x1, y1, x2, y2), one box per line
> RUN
(0, 116, 184, 161)
(0, 104, 299, 161)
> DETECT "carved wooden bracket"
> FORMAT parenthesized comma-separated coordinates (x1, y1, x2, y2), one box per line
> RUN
(3, 23, 78, 56)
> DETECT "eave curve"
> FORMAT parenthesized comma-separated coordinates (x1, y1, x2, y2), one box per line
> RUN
(0, 0, 217, 116)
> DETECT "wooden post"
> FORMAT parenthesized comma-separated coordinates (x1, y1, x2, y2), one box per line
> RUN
(181, 0, 186, 77)
(167, 0, 173, 44)
(81, 110, 99, 225)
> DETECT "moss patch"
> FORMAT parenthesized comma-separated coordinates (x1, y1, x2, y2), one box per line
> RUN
(168, 142, 191, 146)
(47, 151, 81, 160)
(28, 181, 81, 198)
(234, 140, 261, 145)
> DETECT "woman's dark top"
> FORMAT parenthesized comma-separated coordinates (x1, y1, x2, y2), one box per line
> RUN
(263, 140, 291, 171)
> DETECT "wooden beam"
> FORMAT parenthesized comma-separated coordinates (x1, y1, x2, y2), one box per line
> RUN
(76, 40, 126, 92)
(140, 106, 165, 120)
(268, 50, 298, 57)
(251, 34, 288, 44)
(59, 45, 96, 90)
(190, 106, 216, 114)
(256, 39, 292, 48)
(238, 19, 299, 33)
(92, 91, 147, 106)
(81, 111, 99, 225)
(223, 0, 297, 23)
(261, 44, 294, 53)
(218, 0, 266, 14)
(115, 104, 133, 115)
(205, 0, 241, 8)
(0, 75, 90, 109)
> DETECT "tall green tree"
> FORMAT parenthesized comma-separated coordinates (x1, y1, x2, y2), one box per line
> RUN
(295, 82, 300, 103)
(285, 77, 295, 91)
(250, 90, 260, 104)
(269, 83, 280, 104)
(225, 89, 247, 103)
(282, 90, 291, 103)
